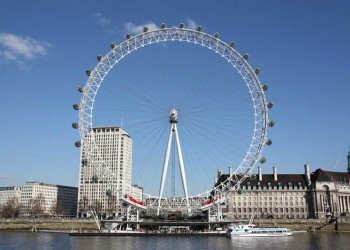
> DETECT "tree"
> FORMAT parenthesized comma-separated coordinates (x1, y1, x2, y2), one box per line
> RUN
(78, 196, 89, 217)
(27, 193, 46, 217)
(90, 201, 103, 217)
(107, 195, 117, 218)
(1, 196, 20, 219)
(50, 198, 65, 216)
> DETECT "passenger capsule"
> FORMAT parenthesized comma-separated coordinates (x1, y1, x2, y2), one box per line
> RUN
(86, 70, 91, 76)
(73, 104, 80, 110)
(97, 55, 103, 62)
(111, 42, 116, 49)
(126, 33, 132, 39)
(262, 84, 269, 91)
(196, 26, 203, 32)
(242, 54, 249, 60)
(143, 27, 148, 33)
(161, 23, 167, 29)
(214, 32, 220, 39)
(260, 157, 266, 164)
(81, 159, 88, 165)
(229, 42, 235, 48)
(266, 139, 273, 146)
(179, 23, 185, 28)
(237, 189, 243, 195)
(92, 175, 98, 183)
(77, 86, 84, 93)
(75, 141, 81, 148)
(106, 189, 113, 196)
(250, 174, 257, 180)
(254, 68, 260, 75)
(268, 120, 275, 127)
(72, 122, 79, 129)
(267, 102, 274, 109)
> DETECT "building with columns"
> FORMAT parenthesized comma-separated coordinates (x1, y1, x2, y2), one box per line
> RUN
(308, 168, 350, 218)
(218, 149, 350, 219)
(220, 166, 309, 220)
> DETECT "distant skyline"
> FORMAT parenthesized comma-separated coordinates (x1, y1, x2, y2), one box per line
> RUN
(1, 0, 350, 192)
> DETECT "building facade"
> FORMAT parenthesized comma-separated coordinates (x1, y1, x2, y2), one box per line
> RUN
(218, 161, 350, 220)
(20, 182, 57, 216)
(308, 168, 350, 219)
(77, 126, 134, 218)
(0, 182, 78, 217)
(0, 186, 21, 207)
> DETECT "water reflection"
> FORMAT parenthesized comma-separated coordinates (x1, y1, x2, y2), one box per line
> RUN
(227, 236, 293, 249)
(0, 232, 349, 250)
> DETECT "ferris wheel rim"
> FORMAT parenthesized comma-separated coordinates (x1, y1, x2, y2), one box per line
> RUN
(76, 26, 271, 206)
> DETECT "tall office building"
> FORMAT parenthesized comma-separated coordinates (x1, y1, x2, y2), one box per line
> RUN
(77, 126, 133, 218)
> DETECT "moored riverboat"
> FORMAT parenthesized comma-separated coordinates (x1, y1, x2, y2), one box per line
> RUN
(226, 224, 293, 237)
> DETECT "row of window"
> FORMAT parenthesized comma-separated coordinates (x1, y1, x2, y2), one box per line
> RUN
(232, 201, 305, 206)
(232, 207, 305, 213)
(230, 196, 305, 201)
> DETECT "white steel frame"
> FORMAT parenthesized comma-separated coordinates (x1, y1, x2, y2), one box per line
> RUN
(75, 25, 271, 213)
(157, 109, 190, 215)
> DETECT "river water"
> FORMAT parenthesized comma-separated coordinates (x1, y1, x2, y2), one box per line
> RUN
(0, 231, 348, 250)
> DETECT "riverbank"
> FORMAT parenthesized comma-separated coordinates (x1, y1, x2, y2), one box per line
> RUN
(1, 218, 350, 232)
(253, 218, 350, 232)
(0, 219, 97, 231)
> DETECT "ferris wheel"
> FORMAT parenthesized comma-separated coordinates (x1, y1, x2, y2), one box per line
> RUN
(73, 23, 274, 215)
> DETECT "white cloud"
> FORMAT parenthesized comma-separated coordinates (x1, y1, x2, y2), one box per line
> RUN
(124, 21, 159, 35)
(92, 12, 114, 32)
(0, 176, 12, 179)
(96, 13, 111, 26)
(186, 18, 199, 30)
(123, 19, 199, 36)
(0, 33, 51, 64)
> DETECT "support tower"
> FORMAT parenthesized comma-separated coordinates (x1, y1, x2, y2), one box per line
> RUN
(157, 109, 190, 215)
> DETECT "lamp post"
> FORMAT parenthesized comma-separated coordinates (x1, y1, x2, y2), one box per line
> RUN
(347, 147, 350, 174)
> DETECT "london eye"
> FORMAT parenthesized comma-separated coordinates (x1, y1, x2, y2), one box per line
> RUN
(73, 23, 274, 216)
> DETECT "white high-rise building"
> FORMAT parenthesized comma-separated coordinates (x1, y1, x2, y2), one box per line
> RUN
(77, 126, 133, 218)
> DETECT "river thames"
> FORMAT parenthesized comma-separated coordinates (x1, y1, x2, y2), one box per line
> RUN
(0, 231, 349, 250)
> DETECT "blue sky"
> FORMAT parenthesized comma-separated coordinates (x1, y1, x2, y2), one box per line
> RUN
(0, 0, 349, 194)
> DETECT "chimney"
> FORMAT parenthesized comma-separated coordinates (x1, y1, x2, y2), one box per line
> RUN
(273, 166, 277, 181)
(258, 166, 262, 181)
(304, 163, 311, 185)
(215, 169, 222, 185)
(228, 166, 233, 176)
(217, 168, 222, 178)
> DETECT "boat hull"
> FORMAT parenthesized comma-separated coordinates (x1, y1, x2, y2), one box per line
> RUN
(227, 232, 293, 237)
(226, 224, 293, 237)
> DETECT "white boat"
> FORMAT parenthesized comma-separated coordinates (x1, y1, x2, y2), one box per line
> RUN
(226, 224, 293, 237)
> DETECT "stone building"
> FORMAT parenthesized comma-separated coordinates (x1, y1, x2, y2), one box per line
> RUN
(219, 166, 309, 220)
(308, 168, 350, 219)
(217, 150, 350, 220)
